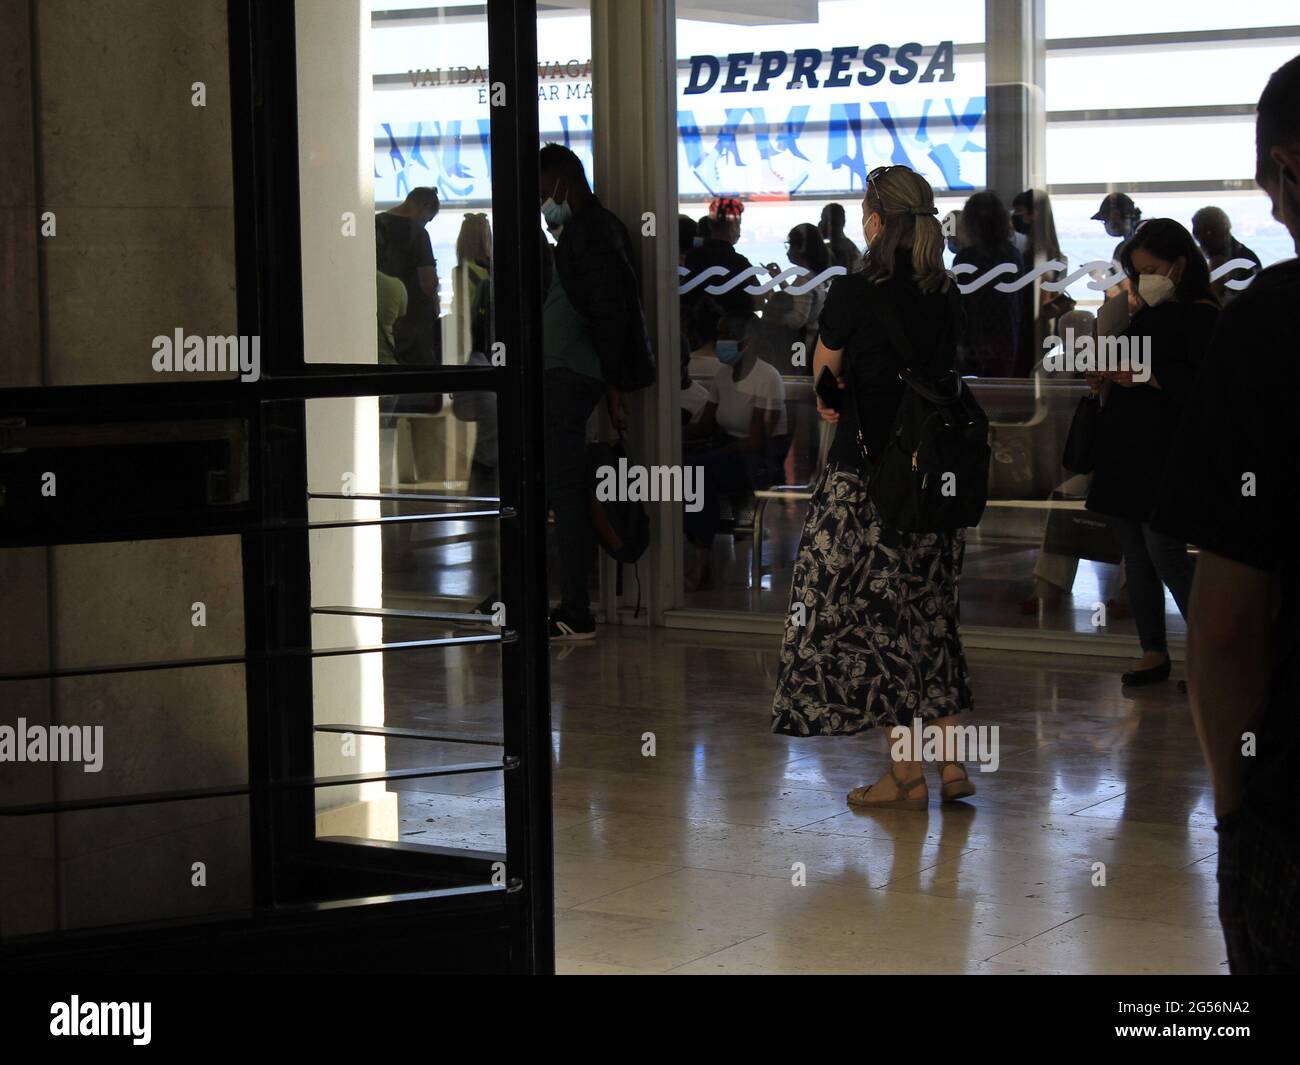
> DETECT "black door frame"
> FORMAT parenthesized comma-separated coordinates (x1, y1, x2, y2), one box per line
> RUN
(1, 0, 552, 974)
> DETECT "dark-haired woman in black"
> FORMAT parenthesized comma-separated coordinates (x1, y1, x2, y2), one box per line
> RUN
(953, 190, 1023, 377)
(1086, 219, 1220, 686)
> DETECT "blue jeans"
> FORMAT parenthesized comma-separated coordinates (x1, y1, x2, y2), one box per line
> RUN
(1107, 516, 1195, 654)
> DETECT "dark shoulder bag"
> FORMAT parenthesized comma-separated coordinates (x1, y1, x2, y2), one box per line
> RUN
(847, 289, 991, 533)
(1061, 392, 1099, 475)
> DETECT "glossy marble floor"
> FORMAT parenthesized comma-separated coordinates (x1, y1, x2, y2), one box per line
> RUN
(379, 624, 1226, 976)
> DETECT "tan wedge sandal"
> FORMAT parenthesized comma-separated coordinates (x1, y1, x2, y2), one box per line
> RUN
(938, 760, 976, 803)
(847, 763, 928, 811)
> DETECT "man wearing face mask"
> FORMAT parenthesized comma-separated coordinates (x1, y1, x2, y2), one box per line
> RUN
(1085, 219, 1219, 688)
(537, 144, 655, 640)
(1154, 55, 1300, 974)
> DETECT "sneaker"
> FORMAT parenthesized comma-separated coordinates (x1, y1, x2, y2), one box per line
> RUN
(548, 611, 596, 642)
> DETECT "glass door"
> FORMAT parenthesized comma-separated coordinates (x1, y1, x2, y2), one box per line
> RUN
(1, 0, 552, 974)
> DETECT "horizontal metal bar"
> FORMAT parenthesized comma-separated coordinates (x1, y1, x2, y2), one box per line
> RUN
(0, 633, 509, 683)
(297, 635, 511, 660)
(314, 723, 504, 747)
(304, 882, 511, 914)
(0, 508, 514, 551)
(1046, 178, 1262, 196)
(268, 508, 509, 531)
(0, 653, 248, 683)
(313, 760, 513, 787)
(0, 758, 516, 818)
(1046, 25, 1300, 51)
(309, 492, 501, 504)
(0, 367, 501, 414)
(1047, 103, 1256, 124)
(312, 605, 495, 624)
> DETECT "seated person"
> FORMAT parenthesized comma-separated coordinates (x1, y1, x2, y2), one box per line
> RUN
(685, 292, 725, 379)
(682, 312, 788, 589)
(681, 370, 711, 426)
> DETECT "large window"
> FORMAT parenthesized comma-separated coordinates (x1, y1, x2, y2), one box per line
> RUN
(668, 0, 1298, 648)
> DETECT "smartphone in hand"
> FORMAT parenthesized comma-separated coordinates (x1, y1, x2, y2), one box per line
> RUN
(815, 366, 843, 411)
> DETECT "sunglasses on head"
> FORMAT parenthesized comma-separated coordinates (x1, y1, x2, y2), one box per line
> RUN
(867, 165, 896, 191)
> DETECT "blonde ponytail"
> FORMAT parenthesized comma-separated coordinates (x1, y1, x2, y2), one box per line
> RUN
(860, 166, 950, 294)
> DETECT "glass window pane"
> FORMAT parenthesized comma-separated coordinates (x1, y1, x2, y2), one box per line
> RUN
(1046, 43, 1300, 112)
(297, 0, 496, 367)
(293, 392, 503, 854)
(1046, 0, 1300, 38)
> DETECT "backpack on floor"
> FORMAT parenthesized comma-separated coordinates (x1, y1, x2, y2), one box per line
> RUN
(851, 293, 991, 533)
(586, 436, 650, 565)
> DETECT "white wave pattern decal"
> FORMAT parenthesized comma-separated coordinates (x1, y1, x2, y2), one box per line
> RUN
(678, 258, 1260, 296)
(1211, 257, 1259, 291)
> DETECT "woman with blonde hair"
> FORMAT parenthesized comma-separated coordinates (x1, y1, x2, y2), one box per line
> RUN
(772, 165, 977, 809)
(453, 211, 492, 360)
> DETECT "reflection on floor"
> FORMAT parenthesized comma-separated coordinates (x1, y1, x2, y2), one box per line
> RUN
(688, 498, 1188, 643)
(376, 497, 1188, 647)
(384, 625, 1224, 975)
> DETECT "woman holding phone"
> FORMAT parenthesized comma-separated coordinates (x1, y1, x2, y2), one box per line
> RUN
(1085, 218, 1219, 687)
(771, 165, 977, 809)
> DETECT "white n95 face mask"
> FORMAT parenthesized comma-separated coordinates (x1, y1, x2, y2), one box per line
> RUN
(1137, 272, 1175, 307)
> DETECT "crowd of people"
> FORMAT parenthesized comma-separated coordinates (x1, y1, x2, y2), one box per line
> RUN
(371, 54, 1300, 974)
(765, 54, 1299, 975)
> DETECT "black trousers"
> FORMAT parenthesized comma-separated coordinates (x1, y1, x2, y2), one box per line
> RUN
(1107, 516, 1195, 653)
(544, 367, 604, 621)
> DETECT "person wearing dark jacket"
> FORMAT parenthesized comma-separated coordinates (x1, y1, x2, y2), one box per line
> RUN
(819, 202, 862, 272)
(1086, 219, 1220, 687)
(1192, 206, 1263, 305)
(953, 191, 1022, 377)
(682, 196, 755, 337)
(1154, 55, 1300, 973)
(538, 143, 654, 640)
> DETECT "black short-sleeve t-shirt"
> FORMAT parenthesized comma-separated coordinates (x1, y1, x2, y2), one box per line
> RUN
(820, 254, 960, 469)
(1154, 259, 1300, 828)
(375, 213, 438, 362)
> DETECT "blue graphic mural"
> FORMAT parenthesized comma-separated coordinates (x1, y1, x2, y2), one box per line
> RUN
(375, 93, 984, 205)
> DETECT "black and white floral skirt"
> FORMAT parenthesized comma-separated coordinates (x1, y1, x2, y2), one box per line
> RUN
(771, 462, 975, 737)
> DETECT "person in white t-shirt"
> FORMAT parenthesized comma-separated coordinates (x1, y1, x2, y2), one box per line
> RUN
(683, 312, 789, 589)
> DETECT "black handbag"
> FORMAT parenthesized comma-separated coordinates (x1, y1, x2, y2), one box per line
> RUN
(1062, 393, 1099, 475)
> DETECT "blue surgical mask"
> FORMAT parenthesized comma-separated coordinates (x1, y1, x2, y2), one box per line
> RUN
(716, 340, 743, 365)
(541, 197, 572, 231)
